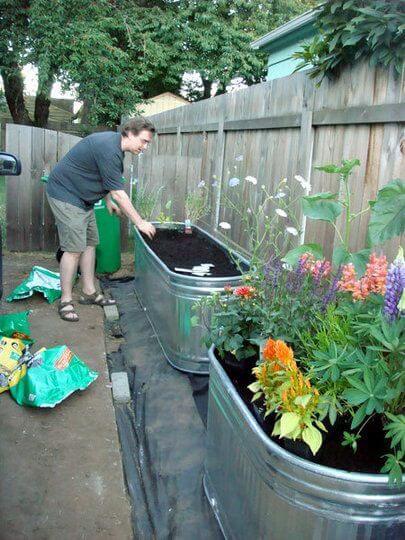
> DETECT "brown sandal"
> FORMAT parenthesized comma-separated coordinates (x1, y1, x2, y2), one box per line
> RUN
(79, 291, 116, 306)
(58, 301, 79, 322)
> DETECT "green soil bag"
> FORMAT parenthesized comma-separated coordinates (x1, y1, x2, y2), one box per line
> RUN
(0, 310, 33, 343)
(10, 345, 98, 408)
(6, 266, 61, 304)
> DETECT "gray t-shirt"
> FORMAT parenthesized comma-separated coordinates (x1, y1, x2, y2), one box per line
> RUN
(47, 131, 124, 210)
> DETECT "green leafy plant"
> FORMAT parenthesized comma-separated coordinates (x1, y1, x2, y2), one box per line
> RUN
(342, 370, 388, 428)
(195, 282, 263, 361)
(185, 183, 210, 225)
(310, 343, 355, 383)
(367, 179, 405, 246)
(285, 159, 405, 273)
(157, 200, 174, 224)
(293, 1, 405, 82)
(220, 177, 303, 270)
(132, 183, 165, 222)
(384, 414, 405, 454)
(249, 339, 326, 455)
(381, 452, 405, 488)
(342, 431, 361, 452)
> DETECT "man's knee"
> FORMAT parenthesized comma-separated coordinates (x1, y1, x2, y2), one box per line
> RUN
(62, 251, 82, 261)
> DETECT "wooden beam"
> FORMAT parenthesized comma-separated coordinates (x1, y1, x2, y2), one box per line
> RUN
(313, 103, 405, 126)
(181, 122, 219, 133)
(156, 103, 404, 136)
(157, 127, 178, 134)
(224, 114, 301, 131)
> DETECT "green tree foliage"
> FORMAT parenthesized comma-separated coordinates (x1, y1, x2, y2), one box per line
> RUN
(293, 0, 405, 82)
(0, 0, 314, 126)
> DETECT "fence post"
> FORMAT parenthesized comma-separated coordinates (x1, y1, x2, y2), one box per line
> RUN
(296, 109, 314, 245)
(213, 119, 226, 230)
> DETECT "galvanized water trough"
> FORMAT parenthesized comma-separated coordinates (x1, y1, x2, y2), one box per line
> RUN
(133, 223, 247, 374)
(204, 346, 405, 540)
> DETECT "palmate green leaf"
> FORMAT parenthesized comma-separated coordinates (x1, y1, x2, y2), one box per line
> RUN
(315, 164, 342, 174)
(282, 243, 324, 266)
(381, 452, 404, 488)
(315, 159, 360, 177)
(342, 388, 369, 406)
(351, 401, 368, 429)
(332, 247, 371, 274)
(384, 414, 405, 453)
(367, 179, 405, 246)
(302, 192, 342, 223)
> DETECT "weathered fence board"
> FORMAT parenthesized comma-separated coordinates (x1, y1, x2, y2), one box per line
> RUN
(6, 125, 81, 251)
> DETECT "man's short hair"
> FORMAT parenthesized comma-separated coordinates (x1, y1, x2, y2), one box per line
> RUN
(121, 116, 156, 137)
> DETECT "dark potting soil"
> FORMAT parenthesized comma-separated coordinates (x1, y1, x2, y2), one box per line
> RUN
(142, 227, 243, 277)
(217, 350, 391, 475)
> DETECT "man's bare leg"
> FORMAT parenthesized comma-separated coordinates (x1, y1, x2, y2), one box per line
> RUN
(60, 251, 81, 320)
(79, 245, 97, 295)
(78, 246, 116, 305)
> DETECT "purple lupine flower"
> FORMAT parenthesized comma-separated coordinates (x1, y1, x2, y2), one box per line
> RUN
(384, 254, 405, 322)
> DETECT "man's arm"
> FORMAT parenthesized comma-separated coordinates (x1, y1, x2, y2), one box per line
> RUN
(109, 189, 155, 239)
(104, 193, 122, 216)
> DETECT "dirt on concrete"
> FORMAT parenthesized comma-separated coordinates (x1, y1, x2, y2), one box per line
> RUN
(0, 252, 132, 540)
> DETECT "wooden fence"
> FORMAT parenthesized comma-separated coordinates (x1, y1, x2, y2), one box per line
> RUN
(4, 124, 130, 251)
(3, 61, 405, 257)
(137, 61, 404, 260)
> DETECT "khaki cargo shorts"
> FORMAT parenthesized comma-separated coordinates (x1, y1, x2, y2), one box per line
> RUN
(47, 195, 99, 253)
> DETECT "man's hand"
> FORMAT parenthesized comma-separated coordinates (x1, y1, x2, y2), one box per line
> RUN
(137, 219, 156, 239)
(105, 196, 122, 217)
(109, 189, 155, 238)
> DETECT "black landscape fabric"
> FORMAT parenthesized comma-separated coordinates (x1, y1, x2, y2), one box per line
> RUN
(103, 278, 222, 540)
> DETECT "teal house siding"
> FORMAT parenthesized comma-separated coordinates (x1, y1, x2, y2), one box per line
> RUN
(251, 10, 318, 81)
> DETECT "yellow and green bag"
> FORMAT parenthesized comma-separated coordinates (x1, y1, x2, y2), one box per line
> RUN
(0, 336, 26, 393)
(10, 345, 98, 407)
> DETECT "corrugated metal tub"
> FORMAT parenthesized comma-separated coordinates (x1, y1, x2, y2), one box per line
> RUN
(133, 223, 247, 374)
(204, 346, 405, 540)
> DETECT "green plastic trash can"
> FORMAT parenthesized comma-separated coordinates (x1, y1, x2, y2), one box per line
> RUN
(94, 199, 121, 274)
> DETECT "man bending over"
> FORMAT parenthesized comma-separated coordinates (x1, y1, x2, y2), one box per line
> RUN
(46, 116, 156, 322)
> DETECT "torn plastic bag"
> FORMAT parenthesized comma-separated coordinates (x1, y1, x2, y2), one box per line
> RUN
(6, 266, 61, 303)
(10, 345, 98, 407)
(0, 310, 33, 344)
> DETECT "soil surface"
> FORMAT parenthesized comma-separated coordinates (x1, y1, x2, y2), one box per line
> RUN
(142, 227, 243, 277)
(218, 350, 391, 474)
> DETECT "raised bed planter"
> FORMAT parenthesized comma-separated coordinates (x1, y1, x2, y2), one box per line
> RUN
(204, 346, 405, 540)
(133, 223, 247, 374)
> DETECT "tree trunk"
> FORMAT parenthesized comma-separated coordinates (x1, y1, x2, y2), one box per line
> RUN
(75, 98, 92, 125)
(34, 71, 54, 127)
(215, 82, 226, 96)
(1, 64, 32, 125)
(202, 79, 212, 100)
